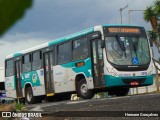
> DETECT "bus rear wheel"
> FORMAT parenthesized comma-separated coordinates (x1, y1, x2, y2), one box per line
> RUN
(77, 79, 94, 99)
(25, 87, 36, 104)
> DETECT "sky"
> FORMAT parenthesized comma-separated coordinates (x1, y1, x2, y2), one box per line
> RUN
(0, 0, 158, 67)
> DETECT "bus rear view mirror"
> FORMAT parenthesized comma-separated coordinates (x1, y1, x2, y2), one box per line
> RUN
(149, 36, 153, 47)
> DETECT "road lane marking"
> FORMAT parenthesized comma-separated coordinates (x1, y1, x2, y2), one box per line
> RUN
(74, 104, 110, 111)
(66, 101, 86, 104)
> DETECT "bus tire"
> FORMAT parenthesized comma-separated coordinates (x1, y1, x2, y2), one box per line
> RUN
(115, 88, 129, 96)
(25, 87, 36, 104)
(77, 79, 94, 99)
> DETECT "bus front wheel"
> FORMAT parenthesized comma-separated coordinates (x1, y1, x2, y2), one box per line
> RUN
(77, 79, 94, 99)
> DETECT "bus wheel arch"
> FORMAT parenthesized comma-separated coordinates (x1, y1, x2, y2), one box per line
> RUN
(75, 74, 94, 99)
(75, 74, 85, 92)
(24, 84, 36, 104)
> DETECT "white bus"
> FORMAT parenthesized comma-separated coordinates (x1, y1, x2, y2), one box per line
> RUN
(5, 24, 155, 104)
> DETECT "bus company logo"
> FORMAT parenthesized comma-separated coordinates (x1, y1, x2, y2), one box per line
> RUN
(2, 112, 11, 117)
(32, 74, 37, 83)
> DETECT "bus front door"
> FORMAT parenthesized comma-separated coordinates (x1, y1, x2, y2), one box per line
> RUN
(91, 39, 105, 87)
(43, 51, 54, 95)
(15, 60, 23, 98)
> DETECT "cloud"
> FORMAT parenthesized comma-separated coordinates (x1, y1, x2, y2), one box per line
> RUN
(0, 32, 50, 67)
(0, 32, 54, 42)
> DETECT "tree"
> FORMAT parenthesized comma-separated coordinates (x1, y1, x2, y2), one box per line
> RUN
(144, 0, 160, 91)
(143, 0, 160, 47)
(0, 0, 33, 37)
(154, 0, 160, 14)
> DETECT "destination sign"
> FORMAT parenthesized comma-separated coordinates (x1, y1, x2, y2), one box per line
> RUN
(108, 27, 141, 34)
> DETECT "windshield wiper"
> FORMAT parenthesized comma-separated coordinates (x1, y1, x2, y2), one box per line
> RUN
(133, 43, 138, 57)
(115, 35, 126, 57)
(131, 37, 139, 57)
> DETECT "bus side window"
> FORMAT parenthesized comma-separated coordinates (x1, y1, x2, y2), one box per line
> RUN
(98, 40, 103, 60)
(57, 42, 71, 64)
(92, 42, 97, 64)
(32, 51, 42, 70)
(5, 59, 14, 77)
(73, 37, 88, 61)
(22, 54, 31, 72)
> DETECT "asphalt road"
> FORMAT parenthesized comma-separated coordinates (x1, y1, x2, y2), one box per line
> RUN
(27, 93, 160, 120)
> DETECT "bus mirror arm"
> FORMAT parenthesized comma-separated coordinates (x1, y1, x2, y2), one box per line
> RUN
(149, 36, 153, 47)
(101, 40, 105, 48)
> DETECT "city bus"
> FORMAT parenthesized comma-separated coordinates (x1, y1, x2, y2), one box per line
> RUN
(5, 24, 155, 104)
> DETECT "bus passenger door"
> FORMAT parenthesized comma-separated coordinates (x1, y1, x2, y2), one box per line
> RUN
(91, 39, 105, 87)
(15, 60, 23, 98)
(43, 51, 54, 95)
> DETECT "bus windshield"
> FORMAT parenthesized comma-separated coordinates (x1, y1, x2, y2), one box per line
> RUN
(105, 36, 150, 65)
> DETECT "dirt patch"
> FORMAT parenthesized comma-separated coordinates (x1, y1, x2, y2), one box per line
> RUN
(0, 103, 16, 111)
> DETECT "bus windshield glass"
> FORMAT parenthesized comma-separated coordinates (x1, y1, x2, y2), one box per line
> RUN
(105, 36, 150, 65)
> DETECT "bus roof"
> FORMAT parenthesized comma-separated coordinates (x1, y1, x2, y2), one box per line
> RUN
(5, 24, 143, 59)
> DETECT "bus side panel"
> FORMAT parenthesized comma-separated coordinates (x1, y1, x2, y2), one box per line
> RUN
(54, 58, 94, 93)
(33, 69, 45, 96)
(72, 58, 94, 89)
(5, 76, 17, 98)
(22, 69, 45, 96)
(54, 65, 76, 93)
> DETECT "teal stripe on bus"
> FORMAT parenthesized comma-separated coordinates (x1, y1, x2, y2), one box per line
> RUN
(21, 71, 41, 89)
(48, 27, 94, 46)
(13, 53, 23, 57)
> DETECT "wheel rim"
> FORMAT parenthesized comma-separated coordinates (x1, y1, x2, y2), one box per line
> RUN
(27, 91, 32, 102)
(80, 83, 88, 95)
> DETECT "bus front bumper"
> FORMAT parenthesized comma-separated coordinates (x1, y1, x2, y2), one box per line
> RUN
(104, 74, 155, 87)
